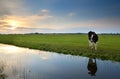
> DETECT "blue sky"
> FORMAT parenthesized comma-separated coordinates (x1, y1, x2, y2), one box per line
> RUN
(0, 0, 120, 33)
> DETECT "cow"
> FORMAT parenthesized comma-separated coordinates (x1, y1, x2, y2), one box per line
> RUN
(88, 31, 98, 50)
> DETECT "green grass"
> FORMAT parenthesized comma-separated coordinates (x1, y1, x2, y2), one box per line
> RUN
(0, 34, 120, 61)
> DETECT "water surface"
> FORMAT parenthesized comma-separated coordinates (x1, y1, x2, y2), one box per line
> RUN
(0, 44, 120, 79)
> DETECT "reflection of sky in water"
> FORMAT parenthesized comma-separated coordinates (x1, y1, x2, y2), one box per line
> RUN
(0, 44, 120, 79)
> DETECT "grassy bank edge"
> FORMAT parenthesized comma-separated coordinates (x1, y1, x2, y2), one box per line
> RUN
(0, 42, 119, 62)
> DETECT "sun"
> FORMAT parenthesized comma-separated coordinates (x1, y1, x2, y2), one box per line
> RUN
(10, 21, 18, 27)
(8, 20, 19, 30)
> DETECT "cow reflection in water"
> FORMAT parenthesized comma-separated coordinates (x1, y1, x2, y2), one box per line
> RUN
(87, 58, 97, 76)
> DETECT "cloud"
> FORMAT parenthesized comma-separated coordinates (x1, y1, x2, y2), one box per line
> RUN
(41, 9, 50, 14)
(0, 13, 53, 30)
(0, 0, 29, 15)
(0, 0, 57, 33)
(68, 12, 76, 16)
(1, 13, 120, 33)
(0, 8, 55, 32)
(0, 27, 57, 34)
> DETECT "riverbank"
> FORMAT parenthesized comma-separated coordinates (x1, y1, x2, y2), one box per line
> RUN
(0, 34, 120, 61)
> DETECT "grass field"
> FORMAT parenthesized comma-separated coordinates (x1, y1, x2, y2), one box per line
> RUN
(0, 34, 120, 61)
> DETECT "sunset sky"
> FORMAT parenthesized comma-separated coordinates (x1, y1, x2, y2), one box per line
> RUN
(0, 0, 120, 34)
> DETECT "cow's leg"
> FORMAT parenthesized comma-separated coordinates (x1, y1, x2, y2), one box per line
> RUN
(91, 43, 94, 50)
(89, 40, 93, 49)
(94, 42, 97, 50)
(89, 41, 92, 49)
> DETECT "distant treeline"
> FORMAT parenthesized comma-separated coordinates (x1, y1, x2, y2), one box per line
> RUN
(28, 32, 87, 35)
(98, 33, 120, 35)
(17, 32, 120, 35)
(0, 32, 120, 35)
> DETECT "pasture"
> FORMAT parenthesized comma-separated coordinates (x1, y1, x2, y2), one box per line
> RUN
(0, 34, 120, 61)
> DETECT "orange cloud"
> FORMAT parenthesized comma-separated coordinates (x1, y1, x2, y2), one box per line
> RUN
(0, 12, 54, 30)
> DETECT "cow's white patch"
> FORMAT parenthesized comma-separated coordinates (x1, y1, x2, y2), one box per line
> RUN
(90, 34, 94, 42)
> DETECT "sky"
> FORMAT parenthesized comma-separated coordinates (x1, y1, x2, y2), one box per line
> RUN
(0, 0, 120, 34)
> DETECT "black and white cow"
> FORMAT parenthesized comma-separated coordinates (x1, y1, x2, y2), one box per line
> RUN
(88, 31, 98, 50)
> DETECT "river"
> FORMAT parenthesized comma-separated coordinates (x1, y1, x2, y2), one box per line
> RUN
(0, 44, 120, 79)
